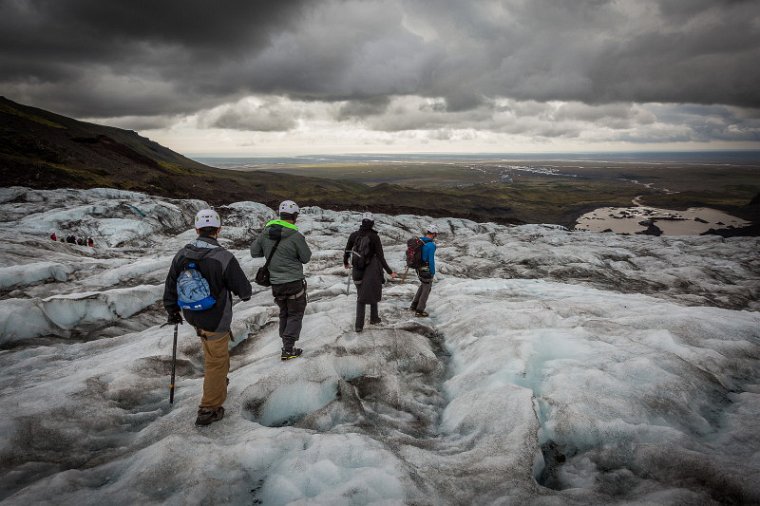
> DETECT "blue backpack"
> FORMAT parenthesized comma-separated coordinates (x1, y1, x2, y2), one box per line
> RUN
(177, 262, 216, 311)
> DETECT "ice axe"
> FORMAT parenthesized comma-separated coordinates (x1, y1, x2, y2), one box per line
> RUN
(161, 321, 179, 405)
(169, 323, 178, 404)
(346, 272, 352, 295)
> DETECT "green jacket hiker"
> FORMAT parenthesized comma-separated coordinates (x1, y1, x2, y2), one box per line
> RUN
(251, 200, 312, 361)
(250, 219, 312, 285)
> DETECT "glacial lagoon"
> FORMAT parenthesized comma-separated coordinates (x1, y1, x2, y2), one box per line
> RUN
(575, 205, 750, 235)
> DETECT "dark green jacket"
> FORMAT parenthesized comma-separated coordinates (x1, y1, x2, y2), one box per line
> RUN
(250, 220, 312, 285)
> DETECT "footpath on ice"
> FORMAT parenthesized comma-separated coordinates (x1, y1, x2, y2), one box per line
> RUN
(0, 187, 759, 505)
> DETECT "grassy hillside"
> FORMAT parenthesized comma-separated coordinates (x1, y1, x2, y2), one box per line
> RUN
(0, 97, 374, 212)
(251, 159, 760, 226)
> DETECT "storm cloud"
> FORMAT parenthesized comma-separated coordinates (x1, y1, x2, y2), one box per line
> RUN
(1, 0, 759, 149)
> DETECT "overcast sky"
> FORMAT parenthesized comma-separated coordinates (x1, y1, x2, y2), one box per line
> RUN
(2, 0, 760, 156)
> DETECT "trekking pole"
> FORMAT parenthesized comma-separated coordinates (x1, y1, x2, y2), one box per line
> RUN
(401, 266, 409, 283)
(169, 323, 178, 405)
(346, 272, 351, 295)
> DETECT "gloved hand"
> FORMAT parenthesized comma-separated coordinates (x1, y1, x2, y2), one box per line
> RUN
(167, 311, 183, 325)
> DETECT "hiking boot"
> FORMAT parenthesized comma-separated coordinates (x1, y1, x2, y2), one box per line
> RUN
(195, 406, 225, 426)
(369, 318, 381, 325)
(415, 310, 429, 318)
(355, 325, 363, 333)
(281, 348, 303, 361)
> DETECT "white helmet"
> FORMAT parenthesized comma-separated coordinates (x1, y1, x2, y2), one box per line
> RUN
(278, 200, 300, 215)
(195, 209, 221, 228)
(426, 224, 439, 234)
(362, 212, 374, 221)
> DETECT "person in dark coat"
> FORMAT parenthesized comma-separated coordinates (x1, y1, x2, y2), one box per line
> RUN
(343, 212, 397, 332)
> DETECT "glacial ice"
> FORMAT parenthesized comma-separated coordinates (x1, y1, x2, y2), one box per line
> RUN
(0, 262, 73, 290)
(0, 187, 758, 505)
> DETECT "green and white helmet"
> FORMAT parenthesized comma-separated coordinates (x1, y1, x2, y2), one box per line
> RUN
(195, 209, 221, 228)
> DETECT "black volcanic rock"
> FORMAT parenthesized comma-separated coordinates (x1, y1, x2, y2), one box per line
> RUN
(637, 221, 663, 236)
(702, 223, 760, 237)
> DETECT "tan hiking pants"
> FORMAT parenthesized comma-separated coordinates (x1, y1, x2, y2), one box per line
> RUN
(196, 329, 230, 409)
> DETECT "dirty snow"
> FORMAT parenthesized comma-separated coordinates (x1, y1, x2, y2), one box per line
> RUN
(0, 187, 759, 505)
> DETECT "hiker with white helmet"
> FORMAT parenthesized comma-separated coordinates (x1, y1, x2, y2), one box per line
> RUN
(251, 200, 312, 360)
(409, 224, 439, 317)
(344, 212, 398, 332)
(163, 208, 253, 426)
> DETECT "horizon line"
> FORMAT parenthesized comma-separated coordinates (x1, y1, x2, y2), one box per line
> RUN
(188, 148, 760, 159)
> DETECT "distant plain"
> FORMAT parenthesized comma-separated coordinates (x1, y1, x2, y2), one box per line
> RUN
(201, 155, 760, 231)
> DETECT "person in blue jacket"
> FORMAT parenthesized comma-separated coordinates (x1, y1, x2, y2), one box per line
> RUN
(410, 224, 438, 317)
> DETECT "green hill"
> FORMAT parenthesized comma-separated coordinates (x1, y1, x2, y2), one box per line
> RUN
(0, 96, 373, 210)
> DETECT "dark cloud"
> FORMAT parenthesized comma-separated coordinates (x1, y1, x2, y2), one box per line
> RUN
(1, 0, 759, 126)
(0, 0, 306, 63)
(349, 96, 760, 145)
(405, 0, 760, 107)
(0, 0, 309, 115)
(203, 99, 298, 131)
(338, 97, 391, 120)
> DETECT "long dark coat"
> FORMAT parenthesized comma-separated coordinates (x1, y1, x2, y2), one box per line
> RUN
(344, 225, 393, 305)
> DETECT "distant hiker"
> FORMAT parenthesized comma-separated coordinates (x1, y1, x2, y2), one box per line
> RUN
(76, 237, 85, 246)
(409, 224, 438, 317)
(251, 200, 312, 360)
(66, 235, 76, 244)
(87, 237, 94, 247)
(50, 231, 57, 241)
(163, 209, 252, 426)
(343, 212, 397, 332)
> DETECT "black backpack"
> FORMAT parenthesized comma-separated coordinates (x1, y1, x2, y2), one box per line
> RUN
(351, 234, 373, 269)
(406, 237, 424, 268)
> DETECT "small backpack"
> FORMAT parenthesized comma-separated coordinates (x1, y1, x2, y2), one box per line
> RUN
(351, 234, 373, 269)
(177, 261, 216, 311)
(406, 237, 425, 268)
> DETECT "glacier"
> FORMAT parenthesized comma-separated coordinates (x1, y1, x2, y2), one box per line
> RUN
(0, 187, 759, 505)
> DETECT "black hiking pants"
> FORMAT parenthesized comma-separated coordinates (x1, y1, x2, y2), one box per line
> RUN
(355, 302, 379, 330)
(272, 280, 307, 351)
